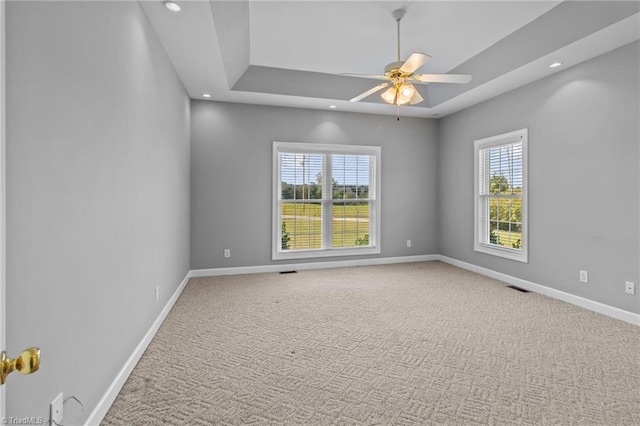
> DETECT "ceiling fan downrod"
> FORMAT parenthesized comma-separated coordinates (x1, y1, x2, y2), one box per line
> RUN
(393, 9, 405, 63)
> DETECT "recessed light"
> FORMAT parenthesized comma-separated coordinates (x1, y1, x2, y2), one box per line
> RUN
(164, 1, 181, 12)
(202, 93, 211, 98)
(329, 105, 337, 109)
(549, 62, 563, 68)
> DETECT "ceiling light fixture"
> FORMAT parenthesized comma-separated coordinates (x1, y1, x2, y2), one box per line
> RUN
(396, 83, 415, 105)
(380, 82, 421, 108)
(329, 105, 337, 109)
(549, 62, 563, 68)
(381, 87, 397, 104)
(164, 1, 181, 12)
(202, 93, 211, 98)
(400, 84, 414, 98)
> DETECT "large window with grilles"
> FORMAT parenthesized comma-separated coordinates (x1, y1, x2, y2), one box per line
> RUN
(474, 128, 528, 262)
(273, 142, 381, 260)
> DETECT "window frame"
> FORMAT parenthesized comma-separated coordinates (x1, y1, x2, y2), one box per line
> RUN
(474, 128, 528, 263)
(272, 142, 381, 260)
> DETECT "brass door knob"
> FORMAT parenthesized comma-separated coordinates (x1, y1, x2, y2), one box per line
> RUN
(0, 347, 40, 385)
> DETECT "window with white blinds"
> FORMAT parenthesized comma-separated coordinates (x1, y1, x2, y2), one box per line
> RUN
(474, 128, 528, 262)
(273, 142, 381, 260)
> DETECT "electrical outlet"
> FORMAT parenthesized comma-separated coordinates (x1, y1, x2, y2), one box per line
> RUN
(406, 240, 412, 248)
(50, 392, 63, 425)
(155, 286, 159, 302)
(579, 270, 588, 283)
(625, 281, 635, 295)
(224, 249, 231, 258)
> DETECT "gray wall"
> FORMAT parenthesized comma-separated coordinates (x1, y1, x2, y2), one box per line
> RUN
(438, 41, 639, 314)
(6, 1, 190, 423)
(191, 102, 439, 269)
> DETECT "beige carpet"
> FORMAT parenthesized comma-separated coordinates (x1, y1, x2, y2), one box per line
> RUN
(102, 261, 639, 425)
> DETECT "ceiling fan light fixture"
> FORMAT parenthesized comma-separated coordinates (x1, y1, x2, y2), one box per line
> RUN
(381, 87, 397, 104)
(397, 83, 415, 103)
(409, 89, 424, 105)
(401, 85, 414, 97)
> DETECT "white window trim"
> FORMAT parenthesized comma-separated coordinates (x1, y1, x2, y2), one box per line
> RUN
(474, 128, 528, 263)
(272, 142, 382, 260)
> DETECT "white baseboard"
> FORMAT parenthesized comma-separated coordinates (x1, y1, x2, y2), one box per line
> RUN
(189, 255, 439, 277)
(437, 255, 640, 327)
(84, 271, 192, 426)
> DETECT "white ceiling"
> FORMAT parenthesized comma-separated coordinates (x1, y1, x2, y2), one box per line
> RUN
(248, 2, 558, 75)
(141, 0, 640, 118)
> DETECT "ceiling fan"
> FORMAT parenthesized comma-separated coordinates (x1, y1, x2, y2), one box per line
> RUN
(343, 9, 472, 107)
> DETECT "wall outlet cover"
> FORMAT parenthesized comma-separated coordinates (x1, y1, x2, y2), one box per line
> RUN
(625, 281, 635, 295)
(579, 270, 588, 283)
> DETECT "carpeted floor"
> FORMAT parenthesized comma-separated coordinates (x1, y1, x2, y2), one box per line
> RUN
(102, 261, 640, 425)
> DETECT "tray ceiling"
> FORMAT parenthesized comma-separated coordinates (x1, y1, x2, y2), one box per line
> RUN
(141, 1, 640, 118)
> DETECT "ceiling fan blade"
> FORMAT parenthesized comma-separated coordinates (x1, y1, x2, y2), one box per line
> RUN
(412, 73, 472, 84)
(340, 73, 389, 81)
(400, 53, 431, 74)
(349, 83, 389, 102)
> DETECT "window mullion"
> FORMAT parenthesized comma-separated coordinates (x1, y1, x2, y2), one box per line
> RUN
(322, 153, 332, 249)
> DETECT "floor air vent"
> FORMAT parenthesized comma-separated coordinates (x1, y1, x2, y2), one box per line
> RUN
(280, 271, 297, 274)
(507, 285, 530, 293)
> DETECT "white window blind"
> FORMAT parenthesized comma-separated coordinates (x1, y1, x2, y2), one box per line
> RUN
(273, 142, 381, 260)
(474, 129, 528, 262)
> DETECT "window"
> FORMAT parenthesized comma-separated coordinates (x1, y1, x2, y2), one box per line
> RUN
(273, 142, 381, 260)
(474, 128, 528, 262)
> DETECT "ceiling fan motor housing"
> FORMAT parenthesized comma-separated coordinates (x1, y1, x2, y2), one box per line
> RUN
(384, 61, 405, 74)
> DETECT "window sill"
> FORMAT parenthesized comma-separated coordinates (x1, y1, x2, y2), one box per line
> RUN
(273, 246, 381, 261)
(474, 243, 528, 263)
